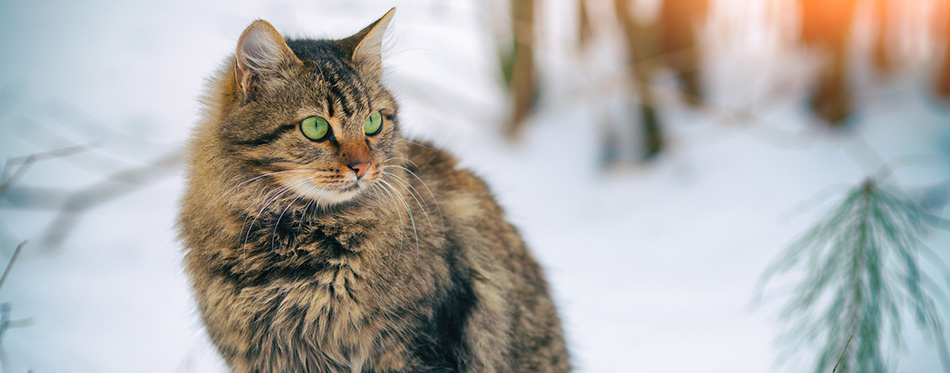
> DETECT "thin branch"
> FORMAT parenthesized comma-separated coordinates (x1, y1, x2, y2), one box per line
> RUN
(1, 144, 95, 180)
(0, 242, 29, 373)
(35, 149, 183, 250)
(0, 144, 94, 204)
(833, 335, 853, 373)
(0, 242, 25, 293)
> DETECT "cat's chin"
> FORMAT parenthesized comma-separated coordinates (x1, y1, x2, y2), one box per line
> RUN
(287, 181, 367, 207)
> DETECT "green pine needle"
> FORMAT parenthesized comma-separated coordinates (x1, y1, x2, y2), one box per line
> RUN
(755, 178, 950, 373)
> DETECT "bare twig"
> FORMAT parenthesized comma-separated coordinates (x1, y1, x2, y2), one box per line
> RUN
(833, 335, 853, 373)
(0, 242, 25, 293)
(1, 144, 95, 180)
(34, 149, 183, 250)
(0, 144, 94, 204)
(0, 242, 30, 373)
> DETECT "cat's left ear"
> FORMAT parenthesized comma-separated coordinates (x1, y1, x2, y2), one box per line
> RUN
(235, 20, 298, 93)
(340, 8, 395, 74)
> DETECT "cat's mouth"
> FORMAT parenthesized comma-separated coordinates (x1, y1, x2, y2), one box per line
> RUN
(278, 176, 370, 208)
(339, 183, 360, 192)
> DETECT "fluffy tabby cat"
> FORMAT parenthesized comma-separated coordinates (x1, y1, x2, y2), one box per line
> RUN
(177, 8, 570, 372)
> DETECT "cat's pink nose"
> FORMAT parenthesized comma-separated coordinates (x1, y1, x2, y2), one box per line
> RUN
(349, 162, 369, 178)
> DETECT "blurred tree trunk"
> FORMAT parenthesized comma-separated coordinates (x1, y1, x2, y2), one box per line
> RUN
(503, 0, 537, 139)
(578, 0, 592, 51)
(871, 0, 893, 75)
(610, 0, 708, 161)
(614, 0, 663, 160)
(937, 0, 950, 100)
(799, 0, 858, 126)
(659, 0, 708, 107)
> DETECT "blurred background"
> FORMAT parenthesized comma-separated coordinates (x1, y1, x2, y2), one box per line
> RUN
(1, 0, 949, 371)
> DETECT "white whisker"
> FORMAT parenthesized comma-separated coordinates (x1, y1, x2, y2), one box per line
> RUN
(371, 183, 403, 232)
(380, 164, 444, 230)
(382, 171, 434, 230)
(218, 170, 310, 203)
(297, 195, 316, 233)
(241, 177, 314, 271)
(273, 190, 307, 251)
(378, 178, 420, 249)
(374, 182, 406, 252)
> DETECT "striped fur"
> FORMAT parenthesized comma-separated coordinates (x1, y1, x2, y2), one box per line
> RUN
(178, 9, 569, 372)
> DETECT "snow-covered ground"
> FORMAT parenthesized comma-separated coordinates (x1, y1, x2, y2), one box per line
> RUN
(1, 0, 948, 372)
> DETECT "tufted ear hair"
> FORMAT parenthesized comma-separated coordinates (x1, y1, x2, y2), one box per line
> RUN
(235, 20, 298, 92)
(338, 8, 395, 75)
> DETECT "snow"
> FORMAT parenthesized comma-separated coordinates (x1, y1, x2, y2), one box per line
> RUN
(1, 0, 948, 372)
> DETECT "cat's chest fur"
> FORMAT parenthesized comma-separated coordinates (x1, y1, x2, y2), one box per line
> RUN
(237, 206, 441, 304)
(224, 191, 450, 370)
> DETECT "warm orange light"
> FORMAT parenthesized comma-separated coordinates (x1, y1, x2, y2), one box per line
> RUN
(798, 0, 859, 46)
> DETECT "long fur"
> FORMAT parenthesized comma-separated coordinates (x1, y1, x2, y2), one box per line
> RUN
(178, 10, 569, 372)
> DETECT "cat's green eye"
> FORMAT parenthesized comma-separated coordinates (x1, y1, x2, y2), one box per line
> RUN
(300, 116, 330, 141)
(364, 111, 383, 136)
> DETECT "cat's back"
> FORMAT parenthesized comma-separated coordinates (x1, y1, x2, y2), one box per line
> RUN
(402, 141, 508, 228)
(403, 140, 571, 372)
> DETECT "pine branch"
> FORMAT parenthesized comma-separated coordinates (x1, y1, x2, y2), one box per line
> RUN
(756, 178, 950, 372)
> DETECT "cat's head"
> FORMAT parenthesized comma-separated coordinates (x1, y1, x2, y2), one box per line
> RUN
(210, 9, 402, 208)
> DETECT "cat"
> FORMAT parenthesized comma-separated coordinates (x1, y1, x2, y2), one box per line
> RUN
(177, 8, 570, 372)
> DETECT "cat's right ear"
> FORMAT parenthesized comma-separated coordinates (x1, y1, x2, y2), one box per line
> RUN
(339, 8, 395, 76)
(235, 20, 297, 93)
